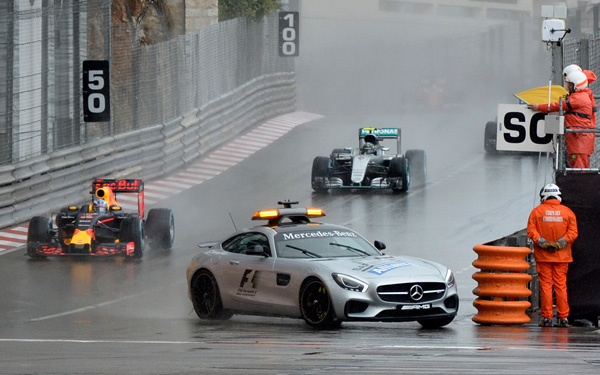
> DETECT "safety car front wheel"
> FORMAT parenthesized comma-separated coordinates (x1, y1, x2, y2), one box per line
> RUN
(299, 278, 340, 329)
(190, 269, 232, 320)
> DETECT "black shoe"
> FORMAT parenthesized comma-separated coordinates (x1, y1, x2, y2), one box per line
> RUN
(557, 318, 570, 328)
(539, 318, 553, 327)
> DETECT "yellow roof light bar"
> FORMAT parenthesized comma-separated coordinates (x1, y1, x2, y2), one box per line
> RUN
(252, 209, 279, 219)
(306, 208, 325, 216)
(252, 207, 326, 221)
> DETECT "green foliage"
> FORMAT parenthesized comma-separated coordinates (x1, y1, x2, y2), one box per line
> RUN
(219, 0, 283, 22)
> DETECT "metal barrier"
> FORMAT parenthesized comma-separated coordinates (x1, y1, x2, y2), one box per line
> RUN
(472, 244, 533, 325)
(0, 73, 295, 228)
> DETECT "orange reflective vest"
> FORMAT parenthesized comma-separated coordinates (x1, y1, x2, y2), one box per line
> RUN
(527, 199, 578, 263)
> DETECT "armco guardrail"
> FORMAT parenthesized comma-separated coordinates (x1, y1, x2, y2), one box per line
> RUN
(0, 73, 295, 229)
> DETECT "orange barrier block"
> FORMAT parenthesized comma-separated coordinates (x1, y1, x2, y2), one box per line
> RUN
(472, 272, 532, 298)
(472, 299, 532, 324)
(472, 244, 532, 325)
(472, 244, 530, 272)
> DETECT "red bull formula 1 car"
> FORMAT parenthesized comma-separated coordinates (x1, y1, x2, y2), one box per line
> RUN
(26, 178, 175, 259)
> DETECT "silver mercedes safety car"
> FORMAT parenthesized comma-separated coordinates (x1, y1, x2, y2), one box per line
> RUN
(311, 128, 426, 193)
(186, 201, 458, 329)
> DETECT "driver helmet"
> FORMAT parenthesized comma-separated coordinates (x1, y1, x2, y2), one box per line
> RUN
(539, 183, 562, 203)
(93, 198, 108, 213)
(362, 142, 375, 155)
(564, 70, 588, 91)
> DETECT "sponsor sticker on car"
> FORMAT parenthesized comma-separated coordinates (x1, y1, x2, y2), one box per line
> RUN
(367, 262, 411, 275)
(360, 128, 399, 137)
(281, 230, 357, 240)
(400, 304, 431, 310)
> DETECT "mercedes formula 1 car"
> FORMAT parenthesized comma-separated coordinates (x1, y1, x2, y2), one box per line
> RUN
(26, 178, 175, 259)
(186, 201, 458, 329)
(311, 128, 426, 193)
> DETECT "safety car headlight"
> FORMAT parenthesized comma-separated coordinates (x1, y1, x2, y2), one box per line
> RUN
(445, 269, 456, 289)
(332, 273, 368, 293)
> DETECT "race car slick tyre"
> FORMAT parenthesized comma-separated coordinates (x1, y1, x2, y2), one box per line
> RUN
(405, 149, 427, 185)
(145, 208, 175, 250)
(120, 215, 144, 259)
(388, 156, 410, 193)
(311, 156, 330, 192)
(299, 278, 340, 329)
(484, 121, 497, 154)
(417, 315, 455, 329)
(27, 216, 52, 258)
(190, 269, 232, 320)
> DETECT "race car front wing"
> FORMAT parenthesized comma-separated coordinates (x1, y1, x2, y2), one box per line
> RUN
(28, 241, 137, 257)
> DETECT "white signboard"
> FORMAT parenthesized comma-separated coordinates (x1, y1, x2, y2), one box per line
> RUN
(496, 104, 554, 152)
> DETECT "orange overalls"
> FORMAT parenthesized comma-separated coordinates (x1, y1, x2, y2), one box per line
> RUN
(527, 199, 578, 320)
(537, 89, 595, 168)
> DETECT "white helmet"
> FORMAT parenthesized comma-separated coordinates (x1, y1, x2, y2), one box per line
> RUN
(565, 70, 588, 91)
(563, 64, 582, 77)
(539, 183, 562, 203)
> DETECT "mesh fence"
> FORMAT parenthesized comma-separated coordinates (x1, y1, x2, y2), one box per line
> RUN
(559, 35, 600, 172)
(0, 1, 292, 165)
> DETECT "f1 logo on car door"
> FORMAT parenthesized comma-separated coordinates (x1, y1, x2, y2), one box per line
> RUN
(83, 60, 110, 122)
(496, 104, 554, 152)
(238, 269, 258, 296)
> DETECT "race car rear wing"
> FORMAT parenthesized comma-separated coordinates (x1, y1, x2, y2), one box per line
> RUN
(358, 128, 401, 153)
(92, 179, 145, 218)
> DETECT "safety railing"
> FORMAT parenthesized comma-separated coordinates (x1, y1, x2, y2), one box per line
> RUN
(0, 73, 295, 229)
(557, 128, 600, 174)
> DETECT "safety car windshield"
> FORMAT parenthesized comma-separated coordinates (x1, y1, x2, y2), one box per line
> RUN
(274, 229, 380, 258)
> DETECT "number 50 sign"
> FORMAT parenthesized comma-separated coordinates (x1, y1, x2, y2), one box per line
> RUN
(279, 12, 299, 57)
(83, 60, 110, 122)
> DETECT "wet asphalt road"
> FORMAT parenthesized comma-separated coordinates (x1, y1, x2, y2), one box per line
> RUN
(1, 113, 599, 374)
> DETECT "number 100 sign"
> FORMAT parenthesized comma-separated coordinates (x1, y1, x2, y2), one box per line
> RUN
(83, 60, 110, 122)
(279, 12, 299, 57)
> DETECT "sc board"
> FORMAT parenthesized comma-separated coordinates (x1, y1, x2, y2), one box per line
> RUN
(496, 104, 554, 152)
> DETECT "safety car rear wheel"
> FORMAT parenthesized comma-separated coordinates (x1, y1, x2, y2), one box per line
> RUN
(417, 315, 455, 329)
(311, 156, 330, 192)
(299, 278, 340, 329)
(27, 216, 52, 258)
(120, 215, 144, 259)
(190, 269, 232, 320)
(405, 149, 427, 185)
(145, 208, 175, 250)
(388, 156, 409, 193)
